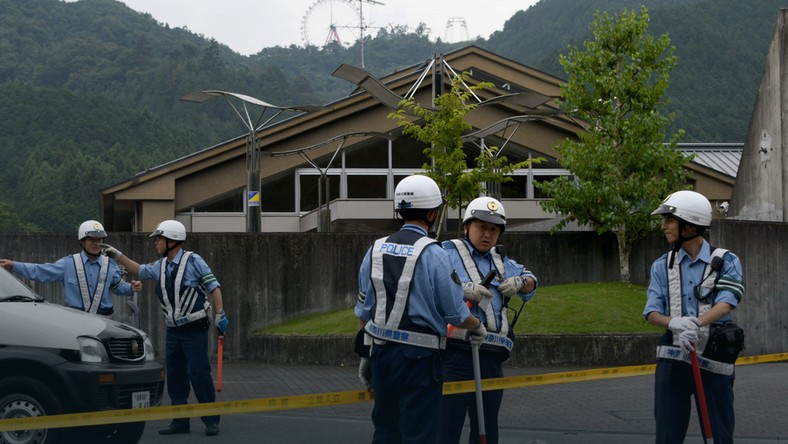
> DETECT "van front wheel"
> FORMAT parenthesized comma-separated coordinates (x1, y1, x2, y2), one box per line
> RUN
(0, 377, 70, 444)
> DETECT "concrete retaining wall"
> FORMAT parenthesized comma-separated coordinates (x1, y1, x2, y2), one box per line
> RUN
(246, 334, 662, 367)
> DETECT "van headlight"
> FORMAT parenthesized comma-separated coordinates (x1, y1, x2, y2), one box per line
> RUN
(144, 336, 155, 361)
(78, 337, 109, 363)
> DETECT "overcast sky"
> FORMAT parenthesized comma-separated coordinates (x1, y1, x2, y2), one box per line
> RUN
(117, 0, 541, 56)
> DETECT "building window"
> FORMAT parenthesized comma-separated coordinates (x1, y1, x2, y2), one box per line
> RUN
(347, 175, 387, 198)
(262, 174, 296, 212)
(392, 136, 430, 168)
(190, 189, 244, 212)
(345, 141, 389, 168)
(299, 174, 340, 213)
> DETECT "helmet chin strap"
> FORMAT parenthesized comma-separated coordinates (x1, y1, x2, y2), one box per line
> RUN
(424, 209, 440, 233)
(161, 240, 180, 258)
(463, 227, 486, 253)
(668, 220, 701, 268)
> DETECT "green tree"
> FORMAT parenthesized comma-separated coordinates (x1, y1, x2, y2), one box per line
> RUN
(0, 200, 39, 233)
(537, 6, 690, 282)
(390, 73, 535, 237)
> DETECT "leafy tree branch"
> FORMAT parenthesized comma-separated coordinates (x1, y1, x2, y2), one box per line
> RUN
(537, 6, 691, 282)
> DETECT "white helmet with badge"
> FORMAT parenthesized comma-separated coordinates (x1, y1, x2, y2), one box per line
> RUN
(149, 220, 187, 241)
(463, 196, 506, 232)
(78, 220, 107, 240)
(394, 175, 443, 211)
(651, 190, 712, 227)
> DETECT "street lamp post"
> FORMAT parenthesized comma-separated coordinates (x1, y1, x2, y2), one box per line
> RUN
(180, 90, 320, 232)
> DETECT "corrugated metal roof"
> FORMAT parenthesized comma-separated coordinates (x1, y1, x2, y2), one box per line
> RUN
(679, 143, 743, 178)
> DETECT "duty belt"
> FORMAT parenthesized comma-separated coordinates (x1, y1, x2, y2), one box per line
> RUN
(448, 327, 513, 352)
(364, 321, 446, 350)
(166, 309, 208, 328)
(656, 345, 734, 375)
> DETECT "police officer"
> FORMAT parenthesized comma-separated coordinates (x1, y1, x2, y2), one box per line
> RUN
(440, 196, 537, 444)
(644, 190, 744, 444)
(0, 220, 141, 316)
(102, 220, 228, 437)
(355, 174, 487, 443)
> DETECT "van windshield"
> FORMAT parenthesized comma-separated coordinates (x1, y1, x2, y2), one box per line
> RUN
(0, 268, 43, 302)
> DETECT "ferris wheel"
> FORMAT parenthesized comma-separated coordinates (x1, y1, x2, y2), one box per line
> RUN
(301, 0, 361, 47)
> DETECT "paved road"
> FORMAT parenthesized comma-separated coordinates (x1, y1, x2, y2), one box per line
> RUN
(140, 361, 788, 443)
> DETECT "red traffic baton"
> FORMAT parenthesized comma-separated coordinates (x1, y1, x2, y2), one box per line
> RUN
(217, 335, 224, 393)
(690, 344, 714, 443)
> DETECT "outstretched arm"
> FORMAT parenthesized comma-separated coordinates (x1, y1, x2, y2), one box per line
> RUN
(100, 244, 142, 276)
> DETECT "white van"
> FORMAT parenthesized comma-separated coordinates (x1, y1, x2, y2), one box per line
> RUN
(0, 266, 164, 444)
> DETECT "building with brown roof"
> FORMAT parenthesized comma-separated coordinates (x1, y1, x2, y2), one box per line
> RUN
(100, 46, 737, 233)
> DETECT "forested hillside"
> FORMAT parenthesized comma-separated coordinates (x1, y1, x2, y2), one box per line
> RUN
(0, 0, 784, 232)
(487, 0, 784, 140)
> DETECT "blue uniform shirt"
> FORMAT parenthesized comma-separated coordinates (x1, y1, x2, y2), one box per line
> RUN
(644, 239, 743, 321)
(443, 238, 538, 330)
(12, 251, 133, 310)
(138, 249, 220, 294)
(356, 224, 470, 335)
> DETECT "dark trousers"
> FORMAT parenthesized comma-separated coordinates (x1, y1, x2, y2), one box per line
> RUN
(370, 342, 443, 444)
(654, 359, 735, 444)
(440, 345, 505, 444)
(166, 323, 219, 428)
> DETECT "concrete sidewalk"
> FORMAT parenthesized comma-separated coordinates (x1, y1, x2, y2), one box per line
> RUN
(142, 360, 788, 443)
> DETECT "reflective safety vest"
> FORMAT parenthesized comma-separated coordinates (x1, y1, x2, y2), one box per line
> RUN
(660, 247, 732, 374)
(156, 251, 209, 328)
(72, 253, 110, 315)
(363, 232, 447, 351)
(445, 239, 513, 353)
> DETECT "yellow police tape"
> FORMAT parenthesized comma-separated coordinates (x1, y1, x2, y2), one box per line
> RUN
(1, 352, 786, 432)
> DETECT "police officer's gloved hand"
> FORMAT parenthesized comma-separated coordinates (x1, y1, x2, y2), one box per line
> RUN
(498, 276, 526, 298)
(215, 310, 229, 335)
(668, 316, 700, 334)
(677, 329, 698, 353)
(358, 357, 372, 390)
(100, 243, 123, 260)
(463, 282, 492, 303)
(466, 321, 487, 346)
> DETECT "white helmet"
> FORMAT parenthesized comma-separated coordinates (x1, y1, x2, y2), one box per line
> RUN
(394, 175, 443, 211)
(463, 197, 506, 231)
(149, 220, 187, 241)
(78, 220, 107, 240)
(651, 190, 712, 227)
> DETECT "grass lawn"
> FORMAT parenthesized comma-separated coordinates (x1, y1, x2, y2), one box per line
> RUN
(256, 282, 664, 335)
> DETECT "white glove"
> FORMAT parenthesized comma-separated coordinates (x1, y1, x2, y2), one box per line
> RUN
(498, 276, 526, 298)
(466, 321, 487, 346)
(358, 358, 372, 390)
(677, 329, 699, 353)
(214, 310, 229, 335)
(668, 316, 700, 334)
(100, 243, 124, 260)
(463, 282, 493, 303)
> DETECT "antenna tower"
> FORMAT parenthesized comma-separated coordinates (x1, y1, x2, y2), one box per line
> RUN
(356, 0, 385, 68)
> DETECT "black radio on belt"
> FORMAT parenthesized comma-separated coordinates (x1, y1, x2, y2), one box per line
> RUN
(703, 322, 745, 364)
